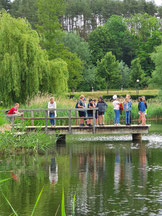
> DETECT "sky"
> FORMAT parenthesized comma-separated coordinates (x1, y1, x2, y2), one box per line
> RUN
(152, 0, 162, 6)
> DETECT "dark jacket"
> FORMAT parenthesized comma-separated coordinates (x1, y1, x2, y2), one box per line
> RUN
(97, 102, 108, 113)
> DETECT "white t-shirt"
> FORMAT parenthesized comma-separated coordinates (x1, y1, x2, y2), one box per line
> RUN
(48, 102, 57, 116)
(113, 100, 119, 110)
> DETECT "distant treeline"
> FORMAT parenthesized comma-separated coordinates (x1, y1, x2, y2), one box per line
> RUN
(0, 0, 162, 106)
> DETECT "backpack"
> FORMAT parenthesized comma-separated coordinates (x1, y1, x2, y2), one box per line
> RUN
(5, 110, 9, 114)
(75, 102, 79, 108)
(119, 103, 123, 111)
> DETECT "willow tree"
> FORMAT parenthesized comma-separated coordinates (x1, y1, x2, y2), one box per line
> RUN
(48, 58, 68, 95)
(0, 12, 48, 105)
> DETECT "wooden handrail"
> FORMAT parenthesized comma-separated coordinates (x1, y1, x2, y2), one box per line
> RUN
(1, 108, 98, 112)
(4, 108, 98, 134)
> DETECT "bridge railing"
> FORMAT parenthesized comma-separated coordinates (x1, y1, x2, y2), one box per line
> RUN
(4, 108, 98, 134)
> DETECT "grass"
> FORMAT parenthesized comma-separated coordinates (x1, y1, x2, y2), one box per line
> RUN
(2, 186, 44, 216)
(68, 89, 160, 99)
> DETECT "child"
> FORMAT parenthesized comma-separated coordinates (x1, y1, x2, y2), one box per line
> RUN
(138, 97, 146, 125)
(112, 95, 120, 126)
(123, 96, 132, 125)
(87, 99, 95, 126)
(77, 95, 85, 126)
(7, 103, 23, 116)
(97, 96, 108, 125)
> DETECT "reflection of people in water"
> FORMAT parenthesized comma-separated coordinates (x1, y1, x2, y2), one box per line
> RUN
(49, 158, 58, 184)
(11, 171, 19, 181)
(139, 144, 147, 186)
(114, 153, 121, 190)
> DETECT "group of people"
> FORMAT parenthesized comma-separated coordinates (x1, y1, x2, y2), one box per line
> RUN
(6, 95, 147, 127)
(76, 95, 108, 126)
(77, 94, 147, 126)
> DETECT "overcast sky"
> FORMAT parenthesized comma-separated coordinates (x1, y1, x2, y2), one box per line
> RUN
(153, 0, 162, 6)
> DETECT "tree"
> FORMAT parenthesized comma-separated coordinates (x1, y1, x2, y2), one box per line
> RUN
(88, 25, 110, 65)
(88, 15, 136, 66)
(48, 58, 68, 94)
(130, 58, 146, 88)
(37, 0, 66, 59)
(119, 61, 131, 89)
(62, 32, 91, 64)
(10, 0, 38, 28)
(97, 52, 121, 92)
(0, 12, 45, 105)
(0, 12, 69, 105)
(0, 0, 11, 11)
(126, 13, 162, 77)
(151, 45, 162, 89)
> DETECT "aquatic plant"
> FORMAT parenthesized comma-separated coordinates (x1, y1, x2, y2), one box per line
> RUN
(2, 186, 44, 216)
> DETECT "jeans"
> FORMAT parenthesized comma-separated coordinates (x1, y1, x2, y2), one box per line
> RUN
(50, 112, 55, 125)
(125, 111, 131, 124)
(114, 110, 120, 124)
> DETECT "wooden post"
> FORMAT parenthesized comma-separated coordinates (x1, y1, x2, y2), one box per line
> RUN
(22, 113, 24, 127)
(132, 133, 142, 142)
(69, 110, 72, 134)
(45, 110, 48, 133)
(31, 111, 34, 126)
(56, 134, 66, 145)
(11, 116, 15, 130)
(75, 110, 78, 125)
(93, 109, 95, 134)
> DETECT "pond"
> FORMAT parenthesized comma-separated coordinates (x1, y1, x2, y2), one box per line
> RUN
(0, 121, 162, 215)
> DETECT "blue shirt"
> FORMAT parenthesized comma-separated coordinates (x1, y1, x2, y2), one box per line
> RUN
(139, 101, 146, 112)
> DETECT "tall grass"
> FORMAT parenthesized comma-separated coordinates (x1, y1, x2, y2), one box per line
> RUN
(2, 186, 44, 216)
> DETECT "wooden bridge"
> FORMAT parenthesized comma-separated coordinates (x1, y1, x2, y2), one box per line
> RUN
(5, 108, 150, 143)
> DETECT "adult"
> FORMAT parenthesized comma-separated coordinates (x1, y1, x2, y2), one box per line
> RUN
(123, 96, 132, 125)
(48, 97, 56, 126)
(112, 95, 120, 126)
(7, 103, 23, 116)
(77, 95, 85, 126)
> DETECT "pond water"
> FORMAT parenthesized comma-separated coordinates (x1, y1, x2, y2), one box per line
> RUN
(0, 121, 162, 215)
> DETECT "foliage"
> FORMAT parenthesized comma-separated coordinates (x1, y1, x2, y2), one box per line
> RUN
(88, 15, 136, 66)
(0, 0, 11, 11)
(0, 12, 47, 105)
(119, 61, 131, 89)
(151, 44, 162, 91)
(62, 32, 91, 64)
(36, 0, 66, 59)
(130, 58, 146, 87)
(126, 13, 162, 77)
(97, 52, 121, 91)
(10, 0, 38, 28)
(48, 58, 69, 95)
(0, 131, 56, 153)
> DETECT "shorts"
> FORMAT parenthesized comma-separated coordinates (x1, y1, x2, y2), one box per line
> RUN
(87, 113, 93, 118)
(98, 111, 105, 116)
(79, 111, 85, 117)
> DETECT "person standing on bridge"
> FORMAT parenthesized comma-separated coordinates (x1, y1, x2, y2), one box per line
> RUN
(97, 96, 108, 125)
(77, 95, 85, 126)
(48, 97, 56, 126)
(113, 95, 120, 126)
(123, 96, 132, 125)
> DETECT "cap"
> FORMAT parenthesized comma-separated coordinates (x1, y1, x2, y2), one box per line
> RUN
(113, 95, 117, 100)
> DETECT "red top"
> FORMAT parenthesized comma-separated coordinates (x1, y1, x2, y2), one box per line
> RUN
(7, 107, 17, 115)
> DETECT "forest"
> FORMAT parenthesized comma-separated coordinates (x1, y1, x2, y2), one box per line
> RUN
(0, 0, 162, 105)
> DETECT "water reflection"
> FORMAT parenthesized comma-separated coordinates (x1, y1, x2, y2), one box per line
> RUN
(0, 134, 162, 215)
(49, 158, 58, 185)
